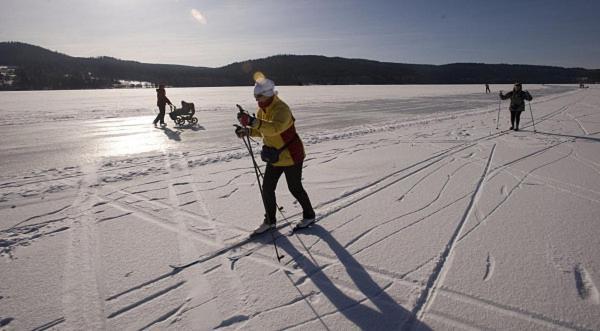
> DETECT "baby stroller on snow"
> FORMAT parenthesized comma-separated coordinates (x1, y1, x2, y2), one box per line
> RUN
(169, 101, 198, 126)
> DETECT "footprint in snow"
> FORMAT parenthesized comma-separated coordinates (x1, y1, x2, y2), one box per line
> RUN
(483, 253, 494, 281)
(215, 315, 249, 328)
(0, 317, 14, 327)
(574, 264, 600, 305)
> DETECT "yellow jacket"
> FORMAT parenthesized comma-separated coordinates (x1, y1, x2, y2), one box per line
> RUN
(250, 96, 305, 166)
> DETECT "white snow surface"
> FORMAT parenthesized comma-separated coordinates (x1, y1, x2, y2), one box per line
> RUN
(0, 84, 599, 330)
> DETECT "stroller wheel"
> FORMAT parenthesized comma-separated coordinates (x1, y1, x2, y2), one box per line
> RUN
(175, 118, 184, 126)
(191, 117, 198, 125)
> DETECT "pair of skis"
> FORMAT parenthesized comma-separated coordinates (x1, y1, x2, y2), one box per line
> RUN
(496, 100, 536, 132)
(169, 217, 315, 272)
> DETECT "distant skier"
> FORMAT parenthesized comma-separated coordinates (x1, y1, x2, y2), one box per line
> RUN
(485, 83, 491, 93)
(153, 84, 173, 127)
(235, 78, 316, 234)
(499, 82, 532, 131)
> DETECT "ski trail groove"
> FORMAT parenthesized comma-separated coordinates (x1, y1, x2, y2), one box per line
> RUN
(5, 205, 71, 231)
(217, 187, 238, 199)
(105, 270, 178, 301)
(351, 190, 471, 257)
(30, 317, 66, 331)
(164, 152, 228, 329)
(62, 163, 107, 330)
(401, 255, 438, 279)
(438, 287, 592, 330)
(414, 143, 496, 322)
(96, 212, 132, 223)
(178, 200, 197, 207)
(137, 300, 188, 331)
(283, 283, 399, 330)
(572, 152, 600, 176)
(107, 281, 186, 319)
(345, 160, 472, 253)
(228, 142, 479, 264)
(310, 117, 521, 225)
(95, 197, 219, 247)
(306, 215, 361, 250)
(459, 148, 575, 242)
(426, 310, 484, 331)
(102, 187, 250, 234)
(569, 114, 589, 135)
(282, 270, 331, 331)
(254, 243, 419, 289)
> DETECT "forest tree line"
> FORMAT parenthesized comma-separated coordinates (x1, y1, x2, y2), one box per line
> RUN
(1, 42, 598, 90)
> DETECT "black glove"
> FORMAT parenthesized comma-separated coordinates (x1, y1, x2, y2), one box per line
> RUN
(234, 125, 249, 138)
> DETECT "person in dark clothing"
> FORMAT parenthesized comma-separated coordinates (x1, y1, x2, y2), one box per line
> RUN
(499, 82, 532, 131)
(485, 83, 491, 93)
(236, 78, 315, 234)
(153, 84, 172, 126)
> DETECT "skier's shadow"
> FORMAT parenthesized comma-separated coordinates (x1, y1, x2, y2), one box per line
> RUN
(277, 224, 431, 330)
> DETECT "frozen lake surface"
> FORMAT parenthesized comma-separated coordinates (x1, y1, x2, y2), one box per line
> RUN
(0, 84, 572, 176)
(1, 84, 599, 330)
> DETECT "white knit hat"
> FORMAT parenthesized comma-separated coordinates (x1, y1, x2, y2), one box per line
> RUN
(254, 78, 276, 97)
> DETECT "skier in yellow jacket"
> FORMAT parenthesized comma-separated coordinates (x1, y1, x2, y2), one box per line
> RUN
(236, 78, 315, 234)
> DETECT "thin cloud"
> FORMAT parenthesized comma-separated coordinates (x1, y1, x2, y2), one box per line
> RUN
(191, 9, 207, 25)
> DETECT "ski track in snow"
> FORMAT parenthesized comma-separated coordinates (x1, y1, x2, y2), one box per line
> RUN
(62, 163, 107, 330)
(414, 143, 496, 322)
(437, 287, 594, 331)
(347, 160, 470, 257)
(458, 146, 576, 242)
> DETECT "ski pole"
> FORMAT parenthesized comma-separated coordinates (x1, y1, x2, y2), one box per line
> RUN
(246, 136, 287, 215)
(528, 101, 536, 132)
(237, 106, 284, 262)
(241, 134, 284, 262)
(496, 99, 501, 130)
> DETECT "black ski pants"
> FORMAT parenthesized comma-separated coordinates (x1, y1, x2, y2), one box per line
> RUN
(510, 111, 522, 129)
(262, 162, 314, 224)
(154, 104, 166, 124)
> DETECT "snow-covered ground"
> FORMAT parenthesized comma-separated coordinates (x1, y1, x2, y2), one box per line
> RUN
(1, 84, 599, 330)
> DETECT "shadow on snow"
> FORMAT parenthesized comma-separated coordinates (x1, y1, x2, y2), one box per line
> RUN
(275, 224, 431, 330)
(158, 124, 205, 141)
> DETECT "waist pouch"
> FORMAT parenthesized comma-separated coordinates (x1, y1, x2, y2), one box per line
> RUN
(260, 134, 299, 164)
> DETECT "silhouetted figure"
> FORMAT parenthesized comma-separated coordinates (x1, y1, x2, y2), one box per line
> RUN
(153, 84, 172, 127)
(499, 82, 532, 131)
(485, 83, 491, 93)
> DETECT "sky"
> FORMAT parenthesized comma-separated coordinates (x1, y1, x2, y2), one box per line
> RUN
(1, 0, 600, 69)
